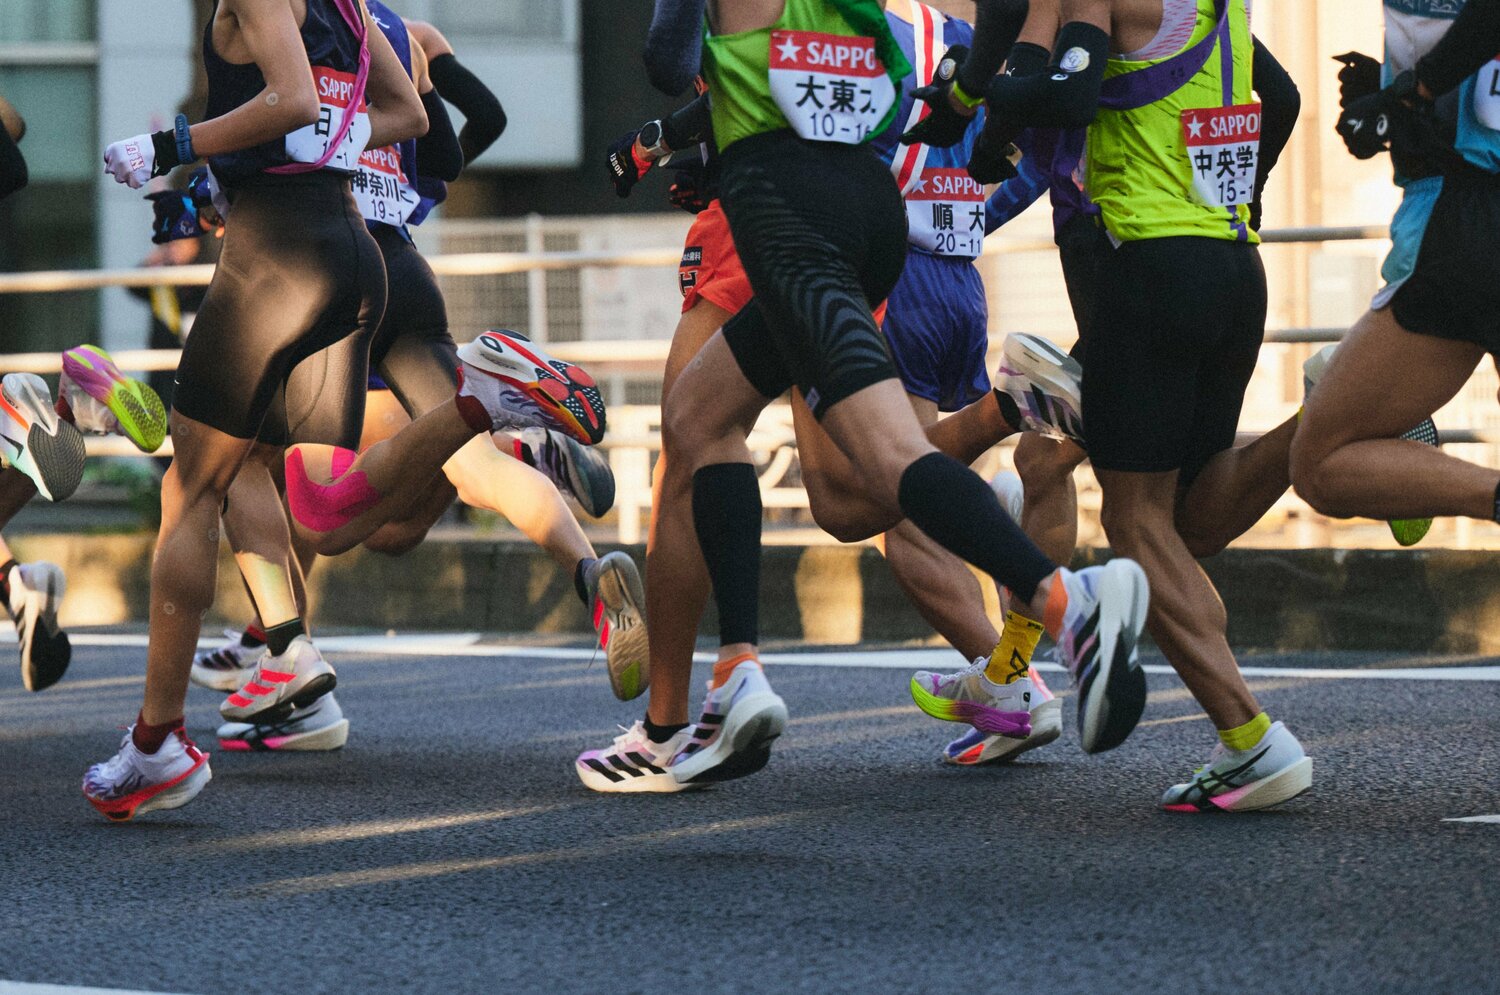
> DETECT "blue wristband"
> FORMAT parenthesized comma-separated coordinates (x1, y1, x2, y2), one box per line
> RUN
(174, 113, 196, 166)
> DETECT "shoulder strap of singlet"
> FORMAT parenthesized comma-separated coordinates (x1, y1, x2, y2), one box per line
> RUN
(1096, 0, 1229, 112)
(266, 0, 371, 175)
(888, 0, 945, 195)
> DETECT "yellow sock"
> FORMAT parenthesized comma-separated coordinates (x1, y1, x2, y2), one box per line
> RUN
(1218, 712, 1271, 752)
(984, 611, 1045, 684)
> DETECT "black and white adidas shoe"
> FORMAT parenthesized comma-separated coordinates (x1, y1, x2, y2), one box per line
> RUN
(575, 720, 696, 793)
(993, 333, 1084, 443)
(7, 560, 70, 692)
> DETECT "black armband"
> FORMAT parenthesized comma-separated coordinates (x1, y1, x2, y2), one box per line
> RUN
(959, 0, 1029, 97)
(428, 53, 507, 163)
(662, 91, 713, 150)
(1417, 0, 1500, 98)
(982, 21, 1109, 128)
(415, 88, 463, 182)
(1005, 41, 1050, 77)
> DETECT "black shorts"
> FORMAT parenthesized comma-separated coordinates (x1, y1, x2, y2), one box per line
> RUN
(1385, 173, 1500, 354)
(176, 171, 385, 444)
(1083, 236, 1267, 481)
(1056, 213, 1111, 364)
(716, 130, 908, 418)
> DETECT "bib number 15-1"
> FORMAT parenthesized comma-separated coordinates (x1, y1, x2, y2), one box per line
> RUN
(1181, 102, 1261, 208)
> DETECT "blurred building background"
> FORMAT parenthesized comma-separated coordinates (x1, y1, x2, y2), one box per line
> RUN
(2, 0, 1494, 549)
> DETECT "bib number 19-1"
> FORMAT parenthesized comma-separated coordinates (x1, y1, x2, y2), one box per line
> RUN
(1181, 102, 1261, 208)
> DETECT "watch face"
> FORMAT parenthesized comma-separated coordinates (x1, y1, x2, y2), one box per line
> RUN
(641, 121, 664, 150)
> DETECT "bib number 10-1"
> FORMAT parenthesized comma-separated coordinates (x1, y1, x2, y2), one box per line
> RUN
(768, 30, 896, 145)
(1181, 102, 1261, 208)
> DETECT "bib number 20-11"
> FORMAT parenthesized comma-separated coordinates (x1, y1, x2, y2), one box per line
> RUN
(1182, 102, 1261, 208)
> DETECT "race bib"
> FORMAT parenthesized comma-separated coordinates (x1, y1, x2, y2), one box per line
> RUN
(1475, 56, 1500, 131)
(904, 166, 985, 256)
(353, 145, 417, 226)
(284, 66, 372, 172)
(1182, 102, 1261, 207)
(769, 30, 896, 144)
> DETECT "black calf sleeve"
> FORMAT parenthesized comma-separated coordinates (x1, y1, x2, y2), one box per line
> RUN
(692, 463, 762, 647)
(898, 452, 1056, 603)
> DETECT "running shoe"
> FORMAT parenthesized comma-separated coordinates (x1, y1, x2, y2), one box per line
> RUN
(575, 720, 697, 793)
(219, 635, 336, 724)
(1302, 343, 1435, 546)
(82, 727, 211, 822)
(1161, 721, 1313, 813)
(59, 344, 168, 453)
(217, 692, 350, 752)
(990, 470, 1025, 522)
(457, 330, 606, 445)
(910, 657, 1033, 738)
(515, 425, 616, 517)
(189, 628, 262, 691)
(1050, 559, 1150, 754)
(993, 333, 1084, 443)
(584, 551, 650, 701)
(671, 657, 789, 785)
(943, 667, 1063, 765)
(0, 373, 85, 502)
(7, 561, 70, 692)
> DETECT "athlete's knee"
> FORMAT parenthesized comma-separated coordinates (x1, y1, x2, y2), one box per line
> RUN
(1288, 432, 1346, 518)
(808, 497, 880, 544)
(363, 519, 430, 557)
(1014, 435, 1081, 492)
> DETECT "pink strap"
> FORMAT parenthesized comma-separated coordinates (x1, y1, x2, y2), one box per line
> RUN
(266, 0, 371, 175)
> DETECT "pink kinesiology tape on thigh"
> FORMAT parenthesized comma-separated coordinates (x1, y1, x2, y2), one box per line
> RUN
(286, 447, 381, 532)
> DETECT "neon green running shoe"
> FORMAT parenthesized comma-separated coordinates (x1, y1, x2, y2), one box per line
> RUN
(60, 344, 168, 453)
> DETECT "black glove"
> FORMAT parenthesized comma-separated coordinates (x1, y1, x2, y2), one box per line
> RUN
(900, 45, 980, 149)
(1336, 70, 1419, 161)
(605, 130, 651, 198)
(1333, 51, 1382, 110)
(966, 112, 1021, 183)
(668, 168, 711, 214)
(146, 189, 199, 244)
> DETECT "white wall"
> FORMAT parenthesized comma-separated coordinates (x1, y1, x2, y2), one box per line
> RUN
(95, 0, 195, 350)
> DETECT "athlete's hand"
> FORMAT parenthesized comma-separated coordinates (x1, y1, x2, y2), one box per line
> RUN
(145, 189, 200, 244)
(187, 165, 226, 229)
(668, 168, 711, 214)
(606, 130, 652, 199)
(1336, 71, 1418, 161)
(966, 113, 1022, 183)
(1333, 51, 1382, 110)
(103, 134, 160, 188)
(901, 45, 979, 149)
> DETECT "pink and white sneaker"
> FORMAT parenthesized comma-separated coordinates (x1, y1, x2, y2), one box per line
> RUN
(219, 635, 336, 724)
(217, 692, 349, 752)
(943, 666, 1064, 765)
(575, 720, 695, 793)
(82, 727, 211, 822)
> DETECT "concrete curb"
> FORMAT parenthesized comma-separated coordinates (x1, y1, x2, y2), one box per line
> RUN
(14, 534, 1500, 653)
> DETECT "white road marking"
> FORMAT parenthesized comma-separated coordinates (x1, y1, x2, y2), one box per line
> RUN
(0, 984, 194, 995)
(56, 633, 1500, 682)
(1443, 815, 1500, 824)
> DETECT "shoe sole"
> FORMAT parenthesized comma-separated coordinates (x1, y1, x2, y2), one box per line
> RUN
(222, 671, 338, 725)
(997, 334, 1084, 442)
(64, 346, 168, 453)
(87, 755, 211, 822)
(19, 566, 68, 692)
(1077, 559, 1149, 755)
(460, 335, 606, 445)
(1163, 757, 1314, 814)
(909, 676, 1032, 737)
(946, 698, 1063, 765)
(575, 761, 693, 793)
(671, 691, 788, 785)
(219, 718, 350, 752)
(558, 432, 616, 517)
(595, 552, 650, 701)
(3, 375, 86, 502)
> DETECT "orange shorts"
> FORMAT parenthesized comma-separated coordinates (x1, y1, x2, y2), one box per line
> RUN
(679, 199, 754, 316)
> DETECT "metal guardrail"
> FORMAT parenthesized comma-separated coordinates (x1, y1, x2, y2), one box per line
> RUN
(8, 221, 1480, 546)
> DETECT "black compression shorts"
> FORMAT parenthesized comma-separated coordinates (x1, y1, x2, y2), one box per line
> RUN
(1082, 235, 1267, 483)
(716, 130, 908, 418)
(1386, 174, 1500, 355)
(1056, 212, 1112, 364)
(175, 171, 385, 444)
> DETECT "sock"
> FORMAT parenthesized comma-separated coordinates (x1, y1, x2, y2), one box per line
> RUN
(263, 618, 305, 657)
(241, 623, 267, 648)
(1219, 711, 1272, 752)
(643, 716, 688, 744)
(132, 711, 184, 755)
(0, 558, 15, 605)
(985, 610, 1045, 684)
(574, 557, 594, 607)
(712, 652, 758, 689)
(897, 452, 1055, 603)
(692, 463, 762, 648)
(453, 368, 493, 434)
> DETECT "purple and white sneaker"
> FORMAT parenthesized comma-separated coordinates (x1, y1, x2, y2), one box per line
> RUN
(575, 720, 696, 793)
(1050, 559, 1149, 755)
(944, 667, 1063, 765)
(993, 333, 1083, 442)
(670, 656, 788, 786)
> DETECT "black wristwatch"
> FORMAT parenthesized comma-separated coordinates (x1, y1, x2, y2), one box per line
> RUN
(638, 119, 670, 158)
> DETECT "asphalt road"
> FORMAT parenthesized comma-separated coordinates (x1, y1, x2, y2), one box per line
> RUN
(1, 633, 1497, 994)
